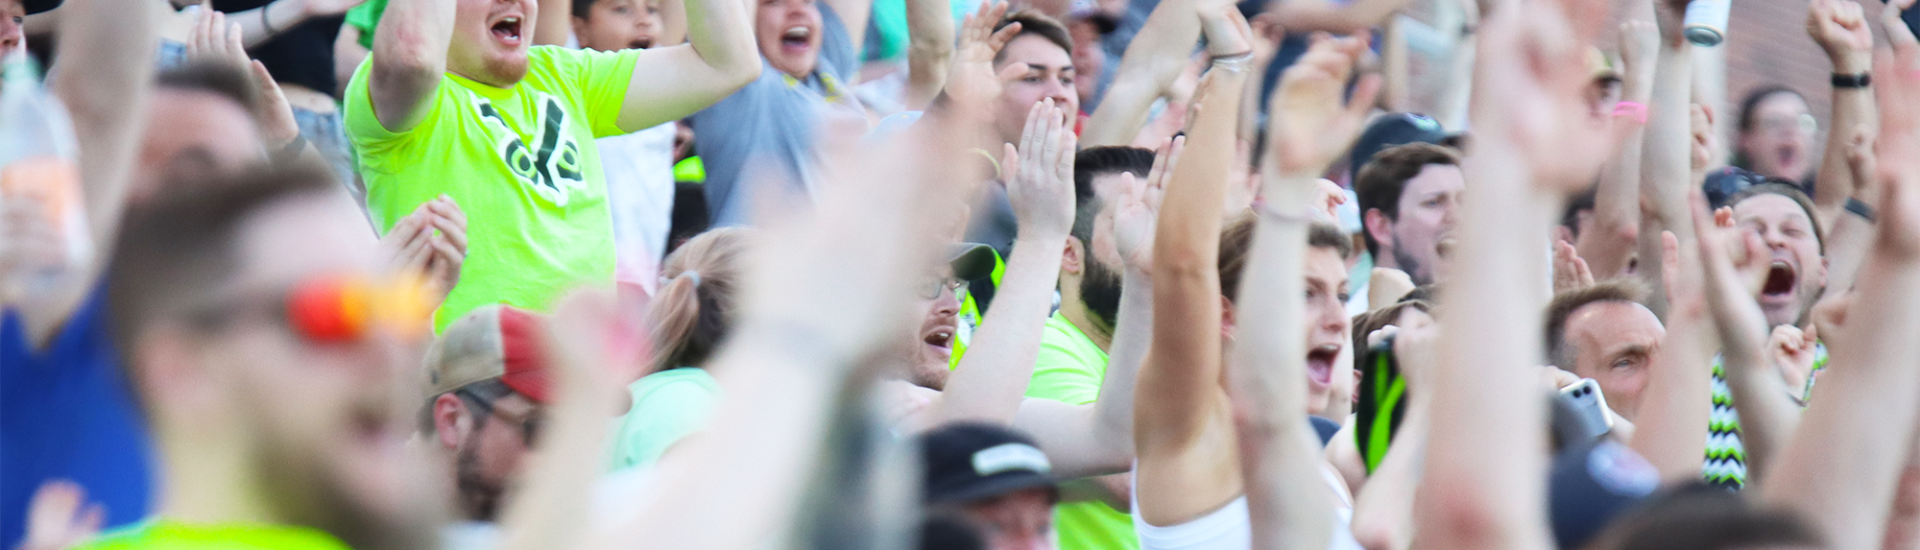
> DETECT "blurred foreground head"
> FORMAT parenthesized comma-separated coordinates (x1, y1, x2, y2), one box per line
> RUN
(134, 63, 272, 202)
(107, 164, 442, 550)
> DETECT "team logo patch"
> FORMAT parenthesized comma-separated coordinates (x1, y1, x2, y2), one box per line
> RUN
(473, 92, 585, 206)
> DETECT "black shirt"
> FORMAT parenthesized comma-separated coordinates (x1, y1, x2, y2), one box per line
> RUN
(212, 0, 345, 97)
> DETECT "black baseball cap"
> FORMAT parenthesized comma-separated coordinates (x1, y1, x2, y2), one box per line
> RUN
(24, 0, 61, 15)
(921, 423, 1059, 506)
(1349, 113, 1458, 175)
(1549, 439, 1660, 550)
(1702, 166, 1792, 209)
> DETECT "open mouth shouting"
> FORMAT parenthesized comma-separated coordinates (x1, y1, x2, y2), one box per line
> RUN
(1759, 258, 1798, 308)
(779, 26, 813, 55)
(489, 14, 526, 47)
(922, 324, 956, 360)
(1305, 344, 1341, 391)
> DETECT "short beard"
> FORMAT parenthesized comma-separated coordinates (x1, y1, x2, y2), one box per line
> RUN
(1078, 256, 1125, 332)
(1390, 243, 1430, 286)
(455, 435, 505, 522)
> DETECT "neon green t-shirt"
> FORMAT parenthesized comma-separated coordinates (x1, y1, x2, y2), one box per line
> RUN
(609, 367, 722, 470)
(74, 519, 352, 550)
(345, 47, 641, 330)
(1025, 314, 1137, 550)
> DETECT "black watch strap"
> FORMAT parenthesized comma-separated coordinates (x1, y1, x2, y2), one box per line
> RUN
(1833, 72, 1873, 89)
(1846, 197, 1877, 223)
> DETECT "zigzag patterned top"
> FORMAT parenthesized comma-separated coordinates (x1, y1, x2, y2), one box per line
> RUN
(1704, 344, 1829, 492)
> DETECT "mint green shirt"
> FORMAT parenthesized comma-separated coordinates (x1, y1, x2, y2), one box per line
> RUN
(1025, 314, 1137, 550)
(610, 367, 722, 470)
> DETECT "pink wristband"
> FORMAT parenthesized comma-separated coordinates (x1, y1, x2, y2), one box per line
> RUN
(1613, 101, 1649, 125)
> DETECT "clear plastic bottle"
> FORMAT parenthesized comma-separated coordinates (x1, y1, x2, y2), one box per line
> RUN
(0, 50, 91, 297)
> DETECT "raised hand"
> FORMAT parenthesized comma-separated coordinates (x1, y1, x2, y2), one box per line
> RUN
(1618, 19, 1660, 83)
(187, 5, 303, 148)
(1808, 0, 1874, 72)
(379, 196, 467, 309)
(944, 1, 1025, 111)
(1767, 323, 1819, 399)
(1268, 34, 1382, 179)
(1469, 0, 1615, 193)
(1552, 240, 1594, 294)
(1113, 137, 1181, 272)
(1873, 7, 1920, 260)
(1001, 99, 1077, 240)
(186, 4, 248, 68)
(18, 481, 102, 550)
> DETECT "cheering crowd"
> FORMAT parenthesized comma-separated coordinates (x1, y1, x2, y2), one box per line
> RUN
(5, 0, 1920, 545)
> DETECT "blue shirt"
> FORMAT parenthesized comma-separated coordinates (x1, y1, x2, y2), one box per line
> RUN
(690, 2, 858, 226)
(2, 287, 154, 543)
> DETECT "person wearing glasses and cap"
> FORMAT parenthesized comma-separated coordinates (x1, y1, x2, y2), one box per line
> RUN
(420, 304, 559, 526)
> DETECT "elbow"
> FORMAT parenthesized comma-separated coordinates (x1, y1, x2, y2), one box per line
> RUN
(1351, 513, 1408, 550)
(1419, 485, 1513, 550)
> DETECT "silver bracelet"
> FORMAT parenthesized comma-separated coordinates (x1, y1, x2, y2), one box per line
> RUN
(1210, 51, 1255, 73)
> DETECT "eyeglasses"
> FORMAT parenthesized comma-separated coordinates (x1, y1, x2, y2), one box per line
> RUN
(918, 277, 965, 300)
(1755, 113, 1818, 136)
(456, 387, 544, 446)
(188, 273, 434, 344)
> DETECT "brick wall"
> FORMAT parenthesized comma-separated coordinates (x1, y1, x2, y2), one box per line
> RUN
(1719, 0, 1889, 150)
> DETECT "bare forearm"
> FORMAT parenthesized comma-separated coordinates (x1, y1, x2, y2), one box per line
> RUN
(903, 0, 953, 110)
(1081, 0, 1203, 147)
(590, 346, 850, 550)
(1419, 145, 1555, 550)
(51, 0, 154, 250)
(1352, 396, 1428, 550)
(1758, 255, 1920, 549)
(938, 237, 1068, 423)
(1640, 44, 1694, 241)
(1816, 49, 1876, 219)
(496, 373, 615, 550)
(1625, 317, 1713, 483)
(1089, 270, 1154, 453)
(1718, 350, 1800, 488)
(1233, 193, 1334, 550)
(234, 0, 315, 47)
(1582, 123, 1647, 278)
(681, 0, 758, 81)
(370, 0, 457, 131)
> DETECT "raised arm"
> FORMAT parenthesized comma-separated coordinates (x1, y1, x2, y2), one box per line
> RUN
(901, 0, 954, 110)
(1234, 34, 1381, 550)
(1808, 0, 1876, 228)
(1635, 0, 1696, 316)
(1080, 0, 1230, 147)
(368, 0, 457, 132)
(1267, 0, 1412, 35)
(933, 99, 1075, 423)
(11, 0, 156, 348)
(225, 0, 369, 47)
(1418, 0, 1613, 547)
(533, 0, 571, 45)
(822, 0, 872, 56)
(1132, 53, 1248, 526)
(613, 0, 759, 132)
(1007, 140, 1169, 479)
(1754, 20, 1920, 549)
(1622, 231, 1714, 483)
(581, 98, 974, 550)
(1577, 20, 1657, 279)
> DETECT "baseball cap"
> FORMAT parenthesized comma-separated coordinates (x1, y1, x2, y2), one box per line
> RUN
(921, 423, 1058, 505)
(1349, 113, 1458, 175)
(1702, 166, 1785, 209)
(424, 304, 553, 403)
(1549, 439, 1660, 550)
(1067, 0, 1118, 35)
(947, 243, 998, 282)
(24, 0, 60, 15)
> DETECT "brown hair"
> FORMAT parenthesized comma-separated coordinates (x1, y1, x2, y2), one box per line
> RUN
(1543, 278, 1650, 369)
(107, 162, 339, 411)
(993, 10, 1073, 63)
(1594, 483, 1824, 550)
(1218, 213, 1352, 302)
(1726, 182, 1827, 253)
(645, 227, 755, 376)
(1353, 143, 1462, 257)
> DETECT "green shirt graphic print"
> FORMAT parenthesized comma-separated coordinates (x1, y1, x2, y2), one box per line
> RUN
(345, 46, 641, 330)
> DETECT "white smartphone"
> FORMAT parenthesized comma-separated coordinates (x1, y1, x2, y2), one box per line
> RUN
(1557, 378, 1615, 444)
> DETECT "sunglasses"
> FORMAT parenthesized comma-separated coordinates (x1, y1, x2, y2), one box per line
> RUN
(190, 274, 434, 344)
(456, 387, 543, 446)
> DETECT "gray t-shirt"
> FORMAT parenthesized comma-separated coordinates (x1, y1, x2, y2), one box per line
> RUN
(689, 3, 858, 226)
